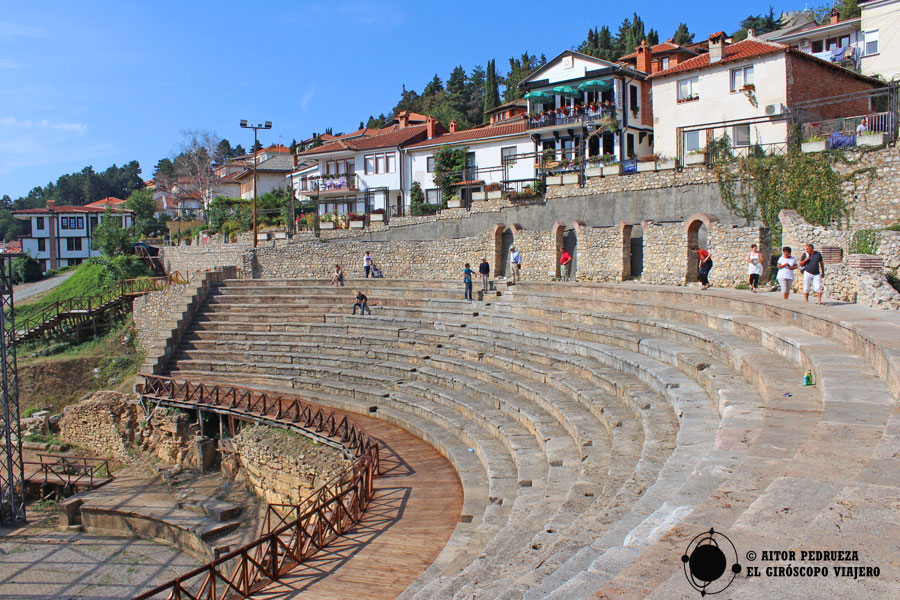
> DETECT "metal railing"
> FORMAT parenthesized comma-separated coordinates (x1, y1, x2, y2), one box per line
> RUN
(300, 173, 360, 193)
(134, 376, 380, 600)
(801, 111, 896, 142)
(24, 453, 111, 489)
(527, 105, 616, 130)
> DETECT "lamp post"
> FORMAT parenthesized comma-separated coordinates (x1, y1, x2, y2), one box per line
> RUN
(240, 119, 272, 248)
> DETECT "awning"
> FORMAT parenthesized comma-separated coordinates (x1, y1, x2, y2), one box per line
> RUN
(524, 91, 553, 102)
(577, 80, 612, 92)
(552, 85, 580, 97)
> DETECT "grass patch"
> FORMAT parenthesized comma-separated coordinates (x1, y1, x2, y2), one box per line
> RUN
(734, 282, 749, 290)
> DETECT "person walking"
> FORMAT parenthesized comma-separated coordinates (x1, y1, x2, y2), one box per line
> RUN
(330, 264, 345, 287)
(352, 291, 371, 315)
(363, 251, 374, 278)
(510, 247, 522, 284)
(560, 249, 573, 282)
(463, 263, 474, 301)
(691, 246, 713, 290)
(776, 246, 798, 300)
(479, 258, 490, 292)
(799, 243, 825, 305)
(747, 244, 762, 293)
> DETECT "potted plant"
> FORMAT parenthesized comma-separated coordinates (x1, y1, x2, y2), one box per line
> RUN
(447, 194, 464, 208)
(319, 212, 336, 229)
(801, 135, 827, 153)
(483, 182, 503, 200)
(684, 148, 707, 165)
(585, 156, 603, 178)
(857, 131, 885, 147)
(602, 161, 622, 176)
(656, 154, 676, 170)
(637, 153, 658, 172)
(370, 208, 385, 222)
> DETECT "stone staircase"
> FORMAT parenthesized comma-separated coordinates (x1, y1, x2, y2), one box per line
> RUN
(162, 278, 900, 599)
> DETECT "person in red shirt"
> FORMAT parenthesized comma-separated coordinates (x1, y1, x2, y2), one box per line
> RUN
(691, 246, 713, 290)
(560, 249, 573, 281)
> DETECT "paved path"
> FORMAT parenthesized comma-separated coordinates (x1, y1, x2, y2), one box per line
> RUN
(0, 525, 200, 599)
(250, 413, 463, 600)
(13, 270, 75, 303)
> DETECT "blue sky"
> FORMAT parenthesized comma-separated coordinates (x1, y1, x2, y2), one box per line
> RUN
(0, 0, 778, 198)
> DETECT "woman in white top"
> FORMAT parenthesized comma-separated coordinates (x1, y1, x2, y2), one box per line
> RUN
(776, 246, 798, 300)
(747, 243, 763, 293)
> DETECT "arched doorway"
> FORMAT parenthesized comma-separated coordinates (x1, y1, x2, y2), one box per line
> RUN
(562, 228, 577, 279)
(685, 213, 718, 283)
(629, 223, 643, 279)
(499, 228, 514, 278)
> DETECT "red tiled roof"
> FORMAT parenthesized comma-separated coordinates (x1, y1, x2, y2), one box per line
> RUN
(259, 144, 290, 154)
(85, 197, 126, 208)
(649, 39, 788, 78)
(299, 125, 429, 156)
(619, 41, 695, 61)
(405, 121, 528, 150)
(13, 204, 133, 215)
(649, 37, 886, 82)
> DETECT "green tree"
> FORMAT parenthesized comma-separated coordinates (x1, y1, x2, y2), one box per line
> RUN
(233, 144, 246, 156)
(423, 74, 444, 97)
(483, 59, 501, 114)
(673, 23, 694, 45)
(11, 256, 42, 284)
(409, 181, 436, 215)
(733, 6, 781, 40)
(466, 65, 486, 124)
(0, 211, 22, 242)
(126, 188, 157, 235)
(431, 145, 468, 208)
(840, 0, 860, 20)
(504, 53, 545, 101)
(91, 208, 132, 256)
(646, 28, 659, 46)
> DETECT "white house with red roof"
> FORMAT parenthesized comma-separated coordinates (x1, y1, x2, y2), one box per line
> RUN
(296, 111, 436, 218)
(13, 198, 134, 272)
(649, 32, 884, 161)
(404, 117, 535, 207)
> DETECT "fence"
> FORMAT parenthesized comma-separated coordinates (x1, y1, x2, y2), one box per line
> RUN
(134, 375, 380, 600)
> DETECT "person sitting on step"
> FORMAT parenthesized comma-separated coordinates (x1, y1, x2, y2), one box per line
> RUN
(352, 291, 371, 316)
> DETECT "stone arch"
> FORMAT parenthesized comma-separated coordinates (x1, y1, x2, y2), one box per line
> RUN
(492, 224, 506, 278)
(685, 213, 719, 283)
(619, 222, 634, 280)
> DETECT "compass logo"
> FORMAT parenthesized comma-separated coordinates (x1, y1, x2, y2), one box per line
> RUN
(682, 528, 742, 596)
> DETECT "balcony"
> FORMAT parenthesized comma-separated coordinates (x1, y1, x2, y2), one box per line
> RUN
(527, 105, 616, 131)
(301, 173, 360, 195)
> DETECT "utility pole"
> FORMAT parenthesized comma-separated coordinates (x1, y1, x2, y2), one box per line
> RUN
(240, 120, 272, 248)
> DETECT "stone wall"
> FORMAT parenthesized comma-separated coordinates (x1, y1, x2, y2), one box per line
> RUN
(545, 163, 719, 200)
(221, 425, 350, 505)
(59, 391, 199, 467)
(779, 209, 900, 308)
(508, 225, 558, 280)
(161, 244, 251, 277)
(132, 283, 190, 354)
(572, 222, 631, 282)
(640, 214, 769, 287)
(244, 230, 497, 280)
(837, 146, 900, 229)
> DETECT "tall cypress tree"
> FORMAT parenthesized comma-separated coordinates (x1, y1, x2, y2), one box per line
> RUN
(483, 59, 501, 114)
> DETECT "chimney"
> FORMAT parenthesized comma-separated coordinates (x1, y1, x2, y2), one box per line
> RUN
(398, 111, 409, 128)
(830, 8, 840, 24)
(426, 115, 438, 139)
(747, 28, 756, 39)
(636, 39, 652, 74)
(449, 120, 458, 133)
(708, 32, 726, 63)
(46, 199, 55, 208)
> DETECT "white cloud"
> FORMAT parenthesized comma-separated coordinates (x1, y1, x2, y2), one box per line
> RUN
(0, 117, 87, 133)
(0, 116, 105, 178)
(0, 22, 44, 38)
(300, 88, 315, 111)
(0, 59, 20, 70)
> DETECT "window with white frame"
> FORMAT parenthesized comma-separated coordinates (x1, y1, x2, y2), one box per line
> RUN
(60, 217, 69, 230)
(425, 189, 441, 205)
(684, 131, 701, 152)
(364, 152, 396, 175)
(864, 30, 879, 56)
(733, 125, 751, 147)
(501, 146, 517, 165)
(730, 66, 754, 92)
(659, 56, 669, 70)
(677, 77, 699, 102)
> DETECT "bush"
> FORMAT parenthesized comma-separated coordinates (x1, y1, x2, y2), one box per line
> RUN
(11, 256, 43, 284)
(850, 229, 880, 255)
(411, 202, 439, 216)
(92, 255, 152, 288)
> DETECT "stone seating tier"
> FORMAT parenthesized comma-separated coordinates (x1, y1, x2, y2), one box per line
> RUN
(161, 279, 900, 599)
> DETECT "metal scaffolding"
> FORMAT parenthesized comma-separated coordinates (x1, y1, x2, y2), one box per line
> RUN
(0, 254, 25, 526)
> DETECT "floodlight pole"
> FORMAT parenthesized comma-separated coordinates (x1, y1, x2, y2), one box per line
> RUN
(240, 120, 272, 248)
(0, 254, 25, 526)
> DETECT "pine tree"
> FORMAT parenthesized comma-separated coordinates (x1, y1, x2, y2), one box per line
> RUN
(673, 23, 694, 45)
(423, 74, 444, 97)
(483, 59, 501, 114)
(840, 0, 860, 20)
(647, 28, 659, 46)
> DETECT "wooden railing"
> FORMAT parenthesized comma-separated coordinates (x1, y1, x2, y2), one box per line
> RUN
(134, 376, 381, 600)
(24, 453, 111, 489)
(15, 272, 187, 342)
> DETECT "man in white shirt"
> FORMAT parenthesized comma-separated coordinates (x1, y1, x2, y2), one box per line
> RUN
(363, 251, 373, 278)
(856, 117, 868, 136)
(510, 247, 522, 284)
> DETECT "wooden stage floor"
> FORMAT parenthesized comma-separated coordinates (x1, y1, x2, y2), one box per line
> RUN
(250, 412, 463, 600)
